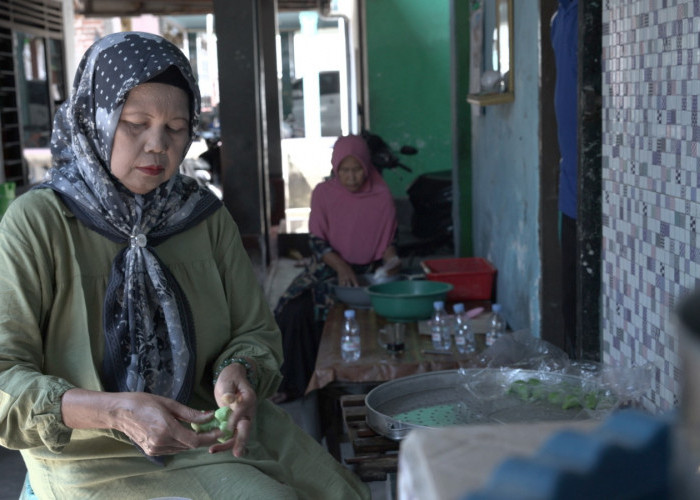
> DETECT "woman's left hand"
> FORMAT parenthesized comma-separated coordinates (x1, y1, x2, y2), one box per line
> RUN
(209, 361, 257, 457)
(381, 247, 401, 275)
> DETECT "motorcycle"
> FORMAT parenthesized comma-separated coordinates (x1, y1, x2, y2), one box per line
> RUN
(361, 129, 416, 173)
(361, 129, 454, 257)
(180, 132, 223, 199)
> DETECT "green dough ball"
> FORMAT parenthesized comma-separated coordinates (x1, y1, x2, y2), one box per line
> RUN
(218, 429, 234, 443)
(191, 406, 232, 434)
(561, 394, 581, 410)
(583, 391, 600, 409)
(547, 391, 564, 405)
(215, 406, 232, 422)
(191, 418, 219, 432)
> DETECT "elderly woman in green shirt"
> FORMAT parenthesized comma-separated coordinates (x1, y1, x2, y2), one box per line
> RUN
(0, 31, 368, 500)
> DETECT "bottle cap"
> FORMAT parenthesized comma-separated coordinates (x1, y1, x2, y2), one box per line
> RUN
(344, 309, 356, 319)
(433, 300, 444, 309)
(453, 303, 465, 314)
(492, 303, 502, 313)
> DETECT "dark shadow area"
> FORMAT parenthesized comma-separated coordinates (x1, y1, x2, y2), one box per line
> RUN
(0, 447, 25, 500)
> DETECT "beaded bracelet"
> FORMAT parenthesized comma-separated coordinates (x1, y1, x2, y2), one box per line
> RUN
(213, 357, 256, 388)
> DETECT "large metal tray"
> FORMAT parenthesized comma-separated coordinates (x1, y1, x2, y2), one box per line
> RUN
(365, 368, 617, 440)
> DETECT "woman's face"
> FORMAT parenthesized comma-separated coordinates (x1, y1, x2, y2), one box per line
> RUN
(110, 82, 190, 194)
(337, 155, 367, 193)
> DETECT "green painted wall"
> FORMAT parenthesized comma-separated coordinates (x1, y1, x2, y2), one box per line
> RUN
(365, 0, 453, 198)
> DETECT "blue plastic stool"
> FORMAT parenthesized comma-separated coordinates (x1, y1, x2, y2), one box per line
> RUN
(463, 409, 672, 500)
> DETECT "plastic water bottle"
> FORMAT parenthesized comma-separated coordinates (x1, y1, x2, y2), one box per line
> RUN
(485, 303, 506, 347)
(340, 309, 361, 362)
(452, 303, 475, 353)
(430, 300, 451, 350)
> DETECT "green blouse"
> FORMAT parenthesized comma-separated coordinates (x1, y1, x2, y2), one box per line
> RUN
(0, 189, 368, 500)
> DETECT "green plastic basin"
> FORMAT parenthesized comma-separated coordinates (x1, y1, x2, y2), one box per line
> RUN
(367, 280, 453, 322)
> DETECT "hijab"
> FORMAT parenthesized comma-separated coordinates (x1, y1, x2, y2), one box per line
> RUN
(308, 135, 397, 265)
(41, 32, 221, 407)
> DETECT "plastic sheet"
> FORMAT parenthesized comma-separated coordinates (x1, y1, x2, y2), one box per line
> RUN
(456, 368, 621, 424)
(465, 330, 653, 416)
(478, 329, 570, 372)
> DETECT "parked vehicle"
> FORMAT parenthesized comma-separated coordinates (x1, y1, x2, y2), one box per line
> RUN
(361, 129, 416, 173)
(180, 134, 222, 199)
(361, 129, 453, 257)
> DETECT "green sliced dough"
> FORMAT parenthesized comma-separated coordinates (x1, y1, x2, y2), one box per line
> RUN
(191, 406, 233, 441)
(508, 378, 610, 411)
(215, 406, 232, 422)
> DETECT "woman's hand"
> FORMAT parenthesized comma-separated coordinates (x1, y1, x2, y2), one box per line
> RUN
(209, 360, 258, 457)
(61, 389, 218, 456)
(382, 247, 401, 275)
(336, 266, 359, 287)
(323, 251, 359, 286)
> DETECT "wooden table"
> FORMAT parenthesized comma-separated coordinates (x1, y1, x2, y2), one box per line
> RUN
(306, 302, 491, 460)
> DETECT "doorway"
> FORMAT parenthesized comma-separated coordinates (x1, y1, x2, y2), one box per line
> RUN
(539, 1, 601, 361)
(276, 5, 359, 234)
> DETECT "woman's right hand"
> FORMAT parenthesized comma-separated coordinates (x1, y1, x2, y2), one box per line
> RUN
(209, 360, 258, 458)
(336, 266, 359, 287)
(61, 388, 218, 456)
(322, 251, 358, 286)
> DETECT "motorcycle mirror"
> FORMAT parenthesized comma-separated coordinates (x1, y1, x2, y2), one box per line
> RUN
(400, 145, 418, 155)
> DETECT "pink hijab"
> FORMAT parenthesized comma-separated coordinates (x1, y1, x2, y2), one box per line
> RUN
(309, 135, 397, 265)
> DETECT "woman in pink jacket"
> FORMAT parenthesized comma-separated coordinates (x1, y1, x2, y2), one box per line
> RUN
(273, 135, 400, 402)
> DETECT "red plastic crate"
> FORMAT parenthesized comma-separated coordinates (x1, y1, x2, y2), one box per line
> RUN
(422, 257, 496, 301)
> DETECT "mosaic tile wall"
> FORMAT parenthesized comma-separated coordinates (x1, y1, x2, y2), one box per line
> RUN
(601, 0, 700, 412)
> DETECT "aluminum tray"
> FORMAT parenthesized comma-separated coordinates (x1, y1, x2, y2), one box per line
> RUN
(365, 368, 617, 440)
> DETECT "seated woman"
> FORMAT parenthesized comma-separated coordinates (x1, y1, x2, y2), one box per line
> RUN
(273, 135, 400, 403)
(0, 31, 368, 499)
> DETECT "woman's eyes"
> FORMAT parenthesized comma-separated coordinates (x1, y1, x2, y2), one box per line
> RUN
(123, 121, 143, 129)
(122, 121, 186, 134)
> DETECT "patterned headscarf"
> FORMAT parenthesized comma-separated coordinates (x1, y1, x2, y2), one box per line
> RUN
(309, 135, 397, 264)
(40, 32, 221, 406)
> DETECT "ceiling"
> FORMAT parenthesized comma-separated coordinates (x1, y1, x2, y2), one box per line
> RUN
(74, 0, 329, 17)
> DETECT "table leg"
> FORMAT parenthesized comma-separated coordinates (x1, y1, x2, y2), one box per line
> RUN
(318, 387, 343, 461)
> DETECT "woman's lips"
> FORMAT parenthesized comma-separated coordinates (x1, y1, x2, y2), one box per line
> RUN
(137, 165, 164, 176)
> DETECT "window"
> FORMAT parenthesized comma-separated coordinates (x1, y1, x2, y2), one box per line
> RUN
(0, 0, 65, 188)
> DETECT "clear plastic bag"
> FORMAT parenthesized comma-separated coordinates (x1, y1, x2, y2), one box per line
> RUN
(478, 329, 570, 372)
(454, 331, 654, 423)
